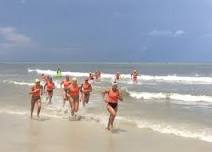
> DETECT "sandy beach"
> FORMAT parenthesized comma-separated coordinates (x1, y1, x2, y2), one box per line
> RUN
(1, 63, 212, 152)
(1, 113, 212, 152)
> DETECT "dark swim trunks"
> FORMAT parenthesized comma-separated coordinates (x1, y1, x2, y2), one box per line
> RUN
(108, 102, 118, 109)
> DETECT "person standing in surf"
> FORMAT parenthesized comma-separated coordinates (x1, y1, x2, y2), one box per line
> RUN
(60, 75, 71, 107)
(114, 72, 121, 82)
(89, 72, 94, 80)
(67, 77, 80, 117)
(131, 69, 139, 83)
(103, 82, 123, 130)
(29, 79, 43, 119)
(44, 77, 55, 104)
(80, 77, 92, 107)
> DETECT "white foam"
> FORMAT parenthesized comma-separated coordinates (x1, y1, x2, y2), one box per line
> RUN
(128, 91, 212, 106)
(134, 119, 212, 143)
(3, 80, 34, 86)
(1, 108, 212, 143)
(28, 68, 212, 84)
(3, 80, 62, 89)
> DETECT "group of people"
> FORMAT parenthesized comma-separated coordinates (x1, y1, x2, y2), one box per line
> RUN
(88, 70, 101, 80)
(29, 69, 139, 131)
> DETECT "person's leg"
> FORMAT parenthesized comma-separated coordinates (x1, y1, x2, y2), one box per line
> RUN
(85, 93, 90, 104)
(63, 91, 67, 107)
(106, 105, 116, 130)
(30, 98, 36, 119)
(110, 107, 117, 128)
(48, 91, 53, 104)
(37, 99, 41, 118)
(74, 97, 79, 112)
(69, 97, 74, 116)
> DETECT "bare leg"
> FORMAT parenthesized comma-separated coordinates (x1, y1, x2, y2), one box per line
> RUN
(69, 97, 74, 116)
(111, 107, 117, 128)
(37, 100, 41, 118)
(48, 96, 52, 104)
(30, 99, 35, 119)
(74, 100, 79, 113)
(106, 105, 117, 130)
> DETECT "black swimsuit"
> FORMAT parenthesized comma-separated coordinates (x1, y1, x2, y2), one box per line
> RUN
(108, 102, 118, 109)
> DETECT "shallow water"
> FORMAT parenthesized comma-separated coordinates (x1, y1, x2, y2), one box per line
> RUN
(1, 62, 212, 143)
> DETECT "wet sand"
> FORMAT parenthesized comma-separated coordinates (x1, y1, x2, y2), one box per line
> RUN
(1, 113, 212, 152)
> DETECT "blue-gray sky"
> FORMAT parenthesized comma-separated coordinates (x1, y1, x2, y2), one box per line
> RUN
(0, 0, 212, 62)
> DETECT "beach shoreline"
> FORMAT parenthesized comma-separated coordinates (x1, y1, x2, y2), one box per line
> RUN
(1, 113, 212, 152)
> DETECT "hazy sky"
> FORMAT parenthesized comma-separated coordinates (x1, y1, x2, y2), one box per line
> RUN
(0, 0, 212, 62)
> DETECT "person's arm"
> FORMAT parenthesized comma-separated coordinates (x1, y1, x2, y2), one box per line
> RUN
(118, 90, 123, 101)
(102, 89, 109, 96)
(80, 84, 83, 93)
(60, 81, 64, 88)
(44, 83, 47, 92)
(90, 84, 92, 92)
(53, 83, 55, 89)
(29, 87, 34, 95)
(40, 85, 44, 96)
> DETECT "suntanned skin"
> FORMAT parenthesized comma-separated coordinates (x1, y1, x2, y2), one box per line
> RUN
(67, 80, 80, 116)
(80, 79, 92, 107)
(44, 77, 55, 104)
(29, 81, 43, 119)
(60, 76, 71, 107)
(103, 85, 123, 130)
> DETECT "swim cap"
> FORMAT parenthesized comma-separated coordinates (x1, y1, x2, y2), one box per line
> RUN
(35, 79, 40, 83)
(72, 77, 77, 81)
(112, 82, 118, 86)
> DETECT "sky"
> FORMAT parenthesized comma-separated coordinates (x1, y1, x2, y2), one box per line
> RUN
(0, 0, 212, 62)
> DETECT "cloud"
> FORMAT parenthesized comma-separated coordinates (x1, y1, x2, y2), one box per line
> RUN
(174, 30, 184, 36)
(148, 30, 185, 37)
(0, 27, 32, 49)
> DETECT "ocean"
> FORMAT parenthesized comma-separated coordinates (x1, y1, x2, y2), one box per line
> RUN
(1, 62, 212, 151)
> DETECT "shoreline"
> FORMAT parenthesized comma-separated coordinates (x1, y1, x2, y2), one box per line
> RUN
(1, 113, 212, 152)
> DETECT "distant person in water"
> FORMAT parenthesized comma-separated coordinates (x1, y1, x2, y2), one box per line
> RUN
(56, 67, 62, 75)
(67, 77, 80, 117)
(44, 77, 55, 104)
(103, 82, 123, 130)
(114, 72, 121, 82)
(41, 74, 49, 84)
(89, 72, 94, 80)
(80, 77, 92, 107)
(29, 79, 43, 119)
(131, 69, 139, 83)
(95, 70, 101, 80)
(60, 75, 71, 107)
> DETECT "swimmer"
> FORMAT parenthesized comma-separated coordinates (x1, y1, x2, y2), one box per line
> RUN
(44, 77, 55, 104)
(103, 82, 123, 130)
(60, 75, 71, 107)
(114, 72, 121, 82)
(29, 79, 43, 119)
(131, 69, 139, 83)
(67, 77, 80, 117)
(89, 72, 94, 80)
(80, 77, 92, 107)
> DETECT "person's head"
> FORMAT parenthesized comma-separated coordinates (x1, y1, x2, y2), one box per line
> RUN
(65, 75, 69, 80)
(112, 82, 118, 91)
(35, 79, 40, 86)
(84, 77, 89, 83)
(134, 69, 137, 72)
(41, 73, 44, 76)
(72, 77, 77, 85)
(116, 72, 120, 75)
(49, 77, 53, 82)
